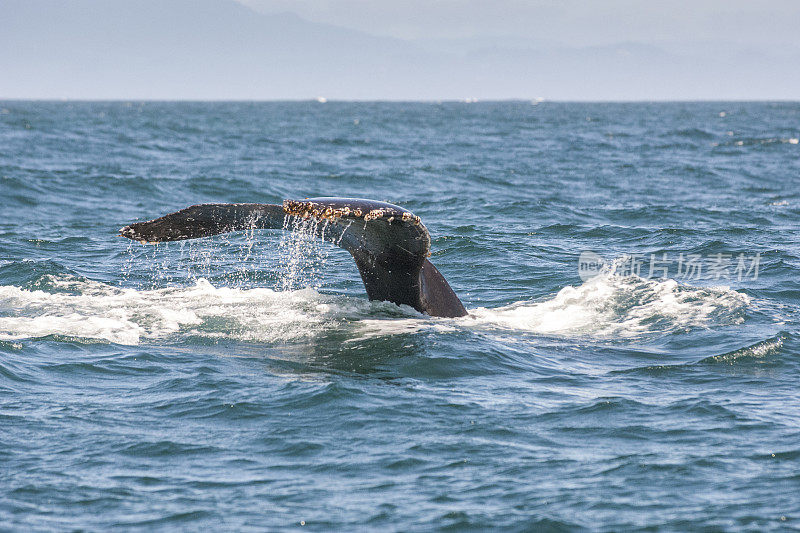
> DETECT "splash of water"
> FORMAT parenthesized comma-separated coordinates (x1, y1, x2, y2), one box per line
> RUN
(0, 276, 350, 345)
(469, 266, 750, 339)
(118, 214, 335, 291)
(0, 262, 752, 345)
(277, 216, 330, 292)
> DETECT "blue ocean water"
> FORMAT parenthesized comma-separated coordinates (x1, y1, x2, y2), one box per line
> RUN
(1, 101, 799, 531)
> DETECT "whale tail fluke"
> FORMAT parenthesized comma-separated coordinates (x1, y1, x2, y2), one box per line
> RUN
(120, 198, 467, 318)
(119, 203, 286, 243)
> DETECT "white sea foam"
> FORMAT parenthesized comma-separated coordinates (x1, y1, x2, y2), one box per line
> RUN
(0, 268, 751, 345)
(469, 270, 750, 338)
(0, 276, 370, 345)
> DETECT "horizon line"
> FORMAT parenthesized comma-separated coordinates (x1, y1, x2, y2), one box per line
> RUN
(2, 98, 799, 104)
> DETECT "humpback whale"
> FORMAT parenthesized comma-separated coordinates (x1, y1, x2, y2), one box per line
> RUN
(120, 198, 468, 318)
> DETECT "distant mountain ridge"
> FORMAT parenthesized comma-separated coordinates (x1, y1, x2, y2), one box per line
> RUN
(2, 0, 798, 100)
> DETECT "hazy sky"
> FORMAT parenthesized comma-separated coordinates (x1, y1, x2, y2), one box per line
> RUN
(238, 0, 800, 46)
(2, 0, 799, 100)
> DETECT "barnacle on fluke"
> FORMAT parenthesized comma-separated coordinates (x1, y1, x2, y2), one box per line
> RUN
(282, 198, 421, 225)
(120, 197, 465, 317)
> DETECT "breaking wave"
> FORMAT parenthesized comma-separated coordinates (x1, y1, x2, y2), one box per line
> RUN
(470, 270, 749, 338)
(0, 267, 751, 345)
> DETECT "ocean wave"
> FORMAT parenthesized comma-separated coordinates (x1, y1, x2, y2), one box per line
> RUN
(468, 268, 750, 339)
(699, 333, 787, 365)
(0, 268, 751, 345)
(0, 275, 419, 345)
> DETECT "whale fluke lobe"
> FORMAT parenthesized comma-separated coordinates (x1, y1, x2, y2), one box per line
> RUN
(119, 203, 286, 243)
(120, 198, 467, 317)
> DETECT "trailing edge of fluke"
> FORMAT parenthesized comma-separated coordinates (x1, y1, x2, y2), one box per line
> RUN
(120, 197, 467, 318)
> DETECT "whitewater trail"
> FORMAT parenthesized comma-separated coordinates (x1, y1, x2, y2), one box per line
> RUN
(0, 268, 750, 345)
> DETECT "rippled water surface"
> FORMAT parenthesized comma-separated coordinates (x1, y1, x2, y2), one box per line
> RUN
(1, 101, 799, 531)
